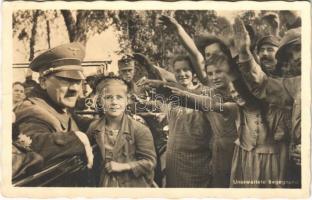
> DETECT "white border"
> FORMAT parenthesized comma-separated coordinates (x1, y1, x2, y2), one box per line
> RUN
(1, 1, 311, 198)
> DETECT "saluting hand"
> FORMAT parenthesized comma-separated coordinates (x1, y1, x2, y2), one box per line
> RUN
(105, 161, 131, 173)
(133, 53, 150, 65)
(137, 79, 164, 88)
(158, 15, 179, 30)
(165, 85, 190, 97)
(233, 17, 251, 54)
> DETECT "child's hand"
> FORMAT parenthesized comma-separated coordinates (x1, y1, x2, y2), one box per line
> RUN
(105, 161, 131, 173)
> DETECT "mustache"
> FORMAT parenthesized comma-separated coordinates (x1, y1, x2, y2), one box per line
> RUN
(260, 56, 274, 62)
(65, 90, 78, 97)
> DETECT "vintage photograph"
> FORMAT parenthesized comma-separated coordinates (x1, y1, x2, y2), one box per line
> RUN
(2, 0, 311, 198)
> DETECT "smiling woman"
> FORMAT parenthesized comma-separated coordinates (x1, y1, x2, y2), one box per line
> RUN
(172, 55, 194, 89)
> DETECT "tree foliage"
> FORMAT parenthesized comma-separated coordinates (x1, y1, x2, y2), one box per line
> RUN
(13, 9, 290, 79)
(60, 10, 119, 45)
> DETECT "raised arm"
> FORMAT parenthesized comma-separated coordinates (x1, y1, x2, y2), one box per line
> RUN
(165, 85, 237, 115)
(233, 17, 293, 106)
(159, 15, 206, 83)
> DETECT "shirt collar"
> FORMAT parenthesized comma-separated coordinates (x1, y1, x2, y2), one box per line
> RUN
(95, 113, 131, 135)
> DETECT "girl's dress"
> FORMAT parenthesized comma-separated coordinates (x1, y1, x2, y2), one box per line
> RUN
(205, 110, 237, 188)
(164, 85, 213, 187)
(87, 114, 156, 187)
(230, 106, 289, 188)
(165, 105, 212, 187)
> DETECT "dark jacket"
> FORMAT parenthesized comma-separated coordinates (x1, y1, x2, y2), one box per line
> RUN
(238, 57, 300, 145)
(87, 114, 156, 187)
(13, 88, 88, 186)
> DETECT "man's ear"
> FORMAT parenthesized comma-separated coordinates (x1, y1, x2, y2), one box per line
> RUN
(39, 76, 47, 90)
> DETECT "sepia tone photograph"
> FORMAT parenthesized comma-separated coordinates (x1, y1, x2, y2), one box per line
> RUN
(1, 0, 311, 198)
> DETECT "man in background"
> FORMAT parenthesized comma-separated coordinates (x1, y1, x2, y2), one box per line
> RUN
(256, 35, 280, 76)
(12, 82, 25, 109)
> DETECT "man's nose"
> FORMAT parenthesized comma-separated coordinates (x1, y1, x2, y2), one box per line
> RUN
(262, 50, 268, 56)
(212, 73, 218, 80)
(179, 70, 186, 76)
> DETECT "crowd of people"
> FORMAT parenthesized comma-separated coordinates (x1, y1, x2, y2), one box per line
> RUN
(12, 11, 301, 188)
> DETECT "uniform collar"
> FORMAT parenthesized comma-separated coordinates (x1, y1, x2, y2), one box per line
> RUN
(29, 86, 67, 113)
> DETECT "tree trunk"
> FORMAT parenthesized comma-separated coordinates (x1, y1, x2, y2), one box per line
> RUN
(61, 10, 87, 45)
(29, 10, 40, 61)
(74, 11, 88, 45)
(46, 20, 51, 48)
(61, 10, 77, 43)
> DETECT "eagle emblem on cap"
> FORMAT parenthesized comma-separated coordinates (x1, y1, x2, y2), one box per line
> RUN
(68, 47, 80, 55)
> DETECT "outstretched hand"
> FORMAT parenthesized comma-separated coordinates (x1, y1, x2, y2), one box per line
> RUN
(133, 53, 150, 66)
(137, 79, 165, 88)
(133, 53, 164, 80)
(159, 15, 179, 30)
(233, 17, 251, 54)
(165, 85, 190, 97)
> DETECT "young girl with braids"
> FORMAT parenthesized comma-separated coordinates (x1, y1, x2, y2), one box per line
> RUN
(86, 76, 156, 187)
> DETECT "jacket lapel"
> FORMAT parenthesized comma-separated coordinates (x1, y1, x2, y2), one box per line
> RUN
(31, 97, 70, 131)
(93, 118, 107, 161)
(112, 115, 132, 156)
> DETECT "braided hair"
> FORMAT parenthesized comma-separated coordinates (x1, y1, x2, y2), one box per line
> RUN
(94, 75, 131, 114)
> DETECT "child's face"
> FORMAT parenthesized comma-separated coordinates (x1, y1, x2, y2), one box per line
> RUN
(100, 83, 128, 118)
(205, 63, 228, 90)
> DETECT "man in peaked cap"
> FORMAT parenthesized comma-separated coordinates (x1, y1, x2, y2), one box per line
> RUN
(118, 55, 140, 94)
(256, 35, 280, 76)
(13, 43, 93, 186)
(118, 55, 153, 101)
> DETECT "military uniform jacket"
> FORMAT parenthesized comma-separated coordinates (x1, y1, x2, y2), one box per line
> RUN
(238, 58, 300, 145)
(14, 95, 86, 165)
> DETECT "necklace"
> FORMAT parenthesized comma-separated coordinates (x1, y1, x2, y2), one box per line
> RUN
(106, 128, 119, 136)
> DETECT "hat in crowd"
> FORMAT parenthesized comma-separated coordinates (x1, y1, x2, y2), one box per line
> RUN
(276, 27, 301, 60)
(256, 35, 280, 53)
(118, 55, 135, 71)
(30, 42, 85, 80)
(195, 34, 235, 58)
(261, 12, 279, 27)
